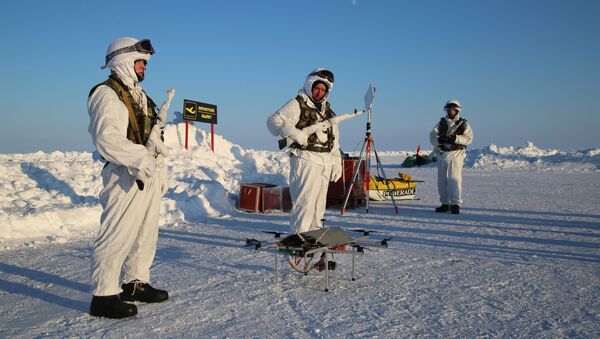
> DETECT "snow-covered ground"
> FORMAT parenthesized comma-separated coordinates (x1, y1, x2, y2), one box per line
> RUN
(1, 122, 599, 337)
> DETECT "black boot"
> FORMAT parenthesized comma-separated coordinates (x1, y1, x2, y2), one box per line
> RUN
(120, 280, 169, 303)
(89, 295, 137, 319)
(451, 205, 460, 214)
(435, 204, 450, 213)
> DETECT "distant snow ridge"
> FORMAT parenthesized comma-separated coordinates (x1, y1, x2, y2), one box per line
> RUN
(465, 141, 600, 172)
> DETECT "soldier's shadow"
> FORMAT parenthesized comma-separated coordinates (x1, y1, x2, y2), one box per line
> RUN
(0, 262, 88, 312)
(20, 163, 99, 205)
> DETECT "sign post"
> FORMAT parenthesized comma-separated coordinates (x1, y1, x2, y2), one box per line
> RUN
(185, 121, 189, 149)
(183, 99, 218, 151)
(211, 124, 215, 152)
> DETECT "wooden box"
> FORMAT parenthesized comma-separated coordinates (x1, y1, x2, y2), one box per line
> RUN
(239, 183, 276, 213)
(326, 157, 366, 208)
(263, 186, 292, 212)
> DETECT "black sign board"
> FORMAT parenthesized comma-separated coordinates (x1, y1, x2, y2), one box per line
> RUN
(183, 99, 218, 124)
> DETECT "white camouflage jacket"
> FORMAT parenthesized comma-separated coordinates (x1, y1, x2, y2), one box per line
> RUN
(267, 89, 341, 166)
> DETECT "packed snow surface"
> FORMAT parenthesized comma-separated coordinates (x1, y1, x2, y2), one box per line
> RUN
(1, 122, 599, 337)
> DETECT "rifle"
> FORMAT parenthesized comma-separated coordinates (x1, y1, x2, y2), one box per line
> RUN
(434, 118, 466, 156)
(278, 109, 365, 150)
(137, 88, 176, 191)
(147, 88, 176, 157)
(446, 118, 465, 137)
(277, 84, 376, 150)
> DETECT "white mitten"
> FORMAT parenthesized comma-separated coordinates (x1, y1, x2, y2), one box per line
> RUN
(287, 128, 308, 146)
(132, 153, 157, 190)
(330, 158, 343, 182)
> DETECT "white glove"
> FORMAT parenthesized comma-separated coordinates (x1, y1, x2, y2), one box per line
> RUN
(298, 119, 332, 144)
(330, 158, 343, 182)
(313, 120, 332, 131)
(287, 128, 308, 146)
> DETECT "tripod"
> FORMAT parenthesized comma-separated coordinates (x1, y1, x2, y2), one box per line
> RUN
(341, 106, 399, 215)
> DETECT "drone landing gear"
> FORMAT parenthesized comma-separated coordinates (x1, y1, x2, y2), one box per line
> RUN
(273, 247, 362, 292)
(284, 250, 315, 274)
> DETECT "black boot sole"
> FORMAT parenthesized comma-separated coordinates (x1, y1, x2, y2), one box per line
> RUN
(90, 308, 137, 319)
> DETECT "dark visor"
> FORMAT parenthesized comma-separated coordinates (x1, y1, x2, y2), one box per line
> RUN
(310, 69, 334, 83)
(105, 39, 155, 65)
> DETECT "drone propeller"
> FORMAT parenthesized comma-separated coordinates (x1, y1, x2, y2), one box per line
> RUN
(245, 238, 262, 249)
(350, 244, 373, 253)
(262, 231, 286, 238)
(380, 237, 392, 248)
(349, 229, 380, 236)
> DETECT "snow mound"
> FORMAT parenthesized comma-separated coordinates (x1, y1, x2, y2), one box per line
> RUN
(0, 123, 289, 248)
(160, 123, 289, 223)
(465, 142, 600, 172)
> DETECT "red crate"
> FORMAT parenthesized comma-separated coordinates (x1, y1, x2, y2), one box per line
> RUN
(327, 157, 366, 208)
(263, 186, 292, 212)
(239, 183, 276, 213)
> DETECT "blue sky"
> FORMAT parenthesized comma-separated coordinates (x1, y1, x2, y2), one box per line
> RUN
(0, 0, 598, 153)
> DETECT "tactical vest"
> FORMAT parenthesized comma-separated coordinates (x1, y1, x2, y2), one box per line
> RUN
(438, 117, 468, 151)
(89, 74, 158, 145)
(289, 95, 336, 153)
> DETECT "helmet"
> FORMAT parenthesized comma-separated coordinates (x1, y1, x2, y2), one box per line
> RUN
(101, 37, 154, 70)
(444, 99, 462, 112)
(303, 68, 334, 102)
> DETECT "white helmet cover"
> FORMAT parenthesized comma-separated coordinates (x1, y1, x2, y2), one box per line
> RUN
(444, 99, 462, 112)
(101, 37, 152, 70)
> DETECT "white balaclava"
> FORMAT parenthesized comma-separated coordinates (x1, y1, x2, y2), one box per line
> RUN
(303, 68, 334, 104)
(102, 37, 152, 116)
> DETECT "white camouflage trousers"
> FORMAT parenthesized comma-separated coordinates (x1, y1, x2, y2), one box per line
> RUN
(289, 155, 332, 233)
(437, 151, 465, 206)
(90, 164, 161, 296)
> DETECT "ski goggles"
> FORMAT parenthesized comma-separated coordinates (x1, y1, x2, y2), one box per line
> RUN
(105, 39, 155, 65)
(444, 103, 460, 111)
(309, 69, 334, 83)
